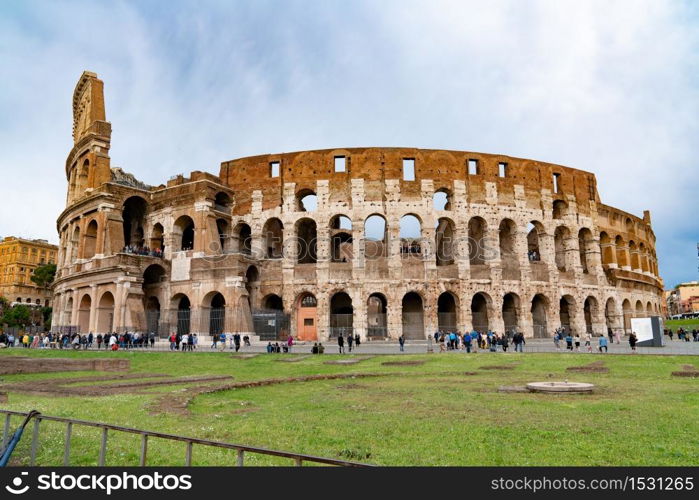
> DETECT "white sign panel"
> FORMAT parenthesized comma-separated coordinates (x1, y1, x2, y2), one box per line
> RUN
(630, 317, 653, 343)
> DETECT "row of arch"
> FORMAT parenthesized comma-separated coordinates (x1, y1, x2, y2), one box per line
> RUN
(60, 195, 657, 280)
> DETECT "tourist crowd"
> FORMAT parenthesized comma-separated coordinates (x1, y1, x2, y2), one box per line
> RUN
(122, 245, 163, 258)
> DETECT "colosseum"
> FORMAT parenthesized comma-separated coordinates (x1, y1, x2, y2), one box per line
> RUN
(51, 71, 664, 342)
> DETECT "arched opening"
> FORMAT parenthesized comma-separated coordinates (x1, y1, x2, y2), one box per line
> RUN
(471, 292, 490, 332)
(150, 223, 164, 252)
(263, 218, 284, 259)
(263, 294, 284, 311)
(78, 294, 91, 333)
(499, 219, 519, 278)
(70, 226, 80, 262)
(207, 293, 226, 336)
(625, 217, 634, 234)
(122, 196, 148, 248)
(367, 293, 387, 338)
(468, 217, 487, 265)
(584, 296, 598, 334)
(503, 293, 520, 334)
(622, 299, 632, 333)
(330, 292, 353, 338)
(97, 292, 115, 333)
(531, 294, 548, 338)
(605, 298, 620, 333)
(400, 214, 422, 255)
(297, 189, 317, 212)
(173, 216, 195, 251)
(646, 301, 653, 316)
(331, 231, 353, 262)
(245, 266, 259, 310)
(77, 159, 89, 194)
(435, 218, 455, 266)
(635, 300, 644, 317)
(83, 220, 98, 259)
(600, 232, 614, 265)
(553, 200, 568, 219)
(559, 295, 576, 334)
(578, 228, 594, 273)
(214, 192, 232, 212)
(615, 236, 628, 268)
(330, 215, 353, 263)
(145, 296, 161, 336)
(554, 226, 570, 271)
(629, 241, 640, 270)
(402, 292, 424, 339)
(527, 222, 543, 262)
(216, 219, 229, 253)
(364, 214, 387, 259)
(296, 218, 317, 264)
(63, 297, 74, 326)
(330, 215, 352, 231)
(296, 293, 317, 341)
(433, 188, 451, 211)
(233, 223, 252, 255)
(175, 295, 191, 336)
(437, 292, 457, 332)
(639, 243, 649, 273)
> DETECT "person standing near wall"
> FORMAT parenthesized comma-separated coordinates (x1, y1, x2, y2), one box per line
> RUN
(337, 333, 344, 354)
(398, 334, 405, 352)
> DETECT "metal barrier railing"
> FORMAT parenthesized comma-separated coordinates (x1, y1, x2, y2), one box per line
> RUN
(0, 410, 371, 467)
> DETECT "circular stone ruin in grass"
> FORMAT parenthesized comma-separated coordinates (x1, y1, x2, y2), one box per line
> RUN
(526, 381, 595, 394)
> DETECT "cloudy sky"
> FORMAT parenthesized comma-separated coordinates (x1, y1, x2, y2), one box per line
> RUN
(0, 0, 697, 287)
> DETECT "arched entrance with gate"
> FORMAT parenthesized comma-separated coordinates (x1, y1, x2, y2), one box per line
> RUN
(402, 292, 424, 339)
(296, 293, 317, 341)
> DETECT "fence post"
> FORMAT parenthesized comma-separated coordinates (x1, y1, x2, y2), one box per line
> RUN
(294, 457, 303, 467)
(139, 434, 148, 466)
(236, 449, 244, 467)
(2, 414, 10, 449)
(63, 422, 72, 466)
(30, 418, 41, 466)
(185, 441, 193, 466)
(98, 428, 108, 466)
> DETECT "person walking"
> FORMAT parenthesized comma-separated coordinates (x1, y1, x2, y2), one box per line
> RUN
(629, 331, 638, 353)
(584, 332, 592, 352)
(598, 334, 608, 353)
(287, 334, 294, 353)
(337, 333, 345, 354)
(355, 333, 360, 347)
(398, 334, 405, 352)
(573, 334, 581, 352)
(553, 330, 561, 351)
(347, 332, 353, 352)
(501, 334, 509, 353)
(463, 332, 472, 353)
(234, 333, 241, 352)
(565, 333, 573, 351)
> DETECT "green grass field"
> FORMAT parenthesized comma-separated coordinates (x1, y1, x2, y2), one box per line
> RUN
(0, 349, 697, 466)
(665, 319, 699, 332)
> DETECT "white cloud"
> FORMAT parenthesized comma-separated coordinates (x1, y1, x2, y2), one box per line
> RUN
(0, 0, 696, 285)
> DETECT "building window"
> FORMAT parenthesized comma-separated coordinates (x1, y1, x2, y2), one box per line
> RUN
(468, 159, 479, 175)
(498, 162, 507, 178)
(270, 161, 280, 178)
(553, 173, 561, 193)
(334, 156, 346, 173)
(402, 159, 415, 181)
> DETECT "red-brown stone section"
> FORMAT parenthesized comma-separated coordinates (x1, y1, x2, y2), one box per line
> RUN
(0, 357, 130, 375)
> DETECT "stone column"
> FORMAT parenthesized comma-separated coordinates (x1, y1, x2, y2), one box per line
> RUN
(88, 284, 99, 332)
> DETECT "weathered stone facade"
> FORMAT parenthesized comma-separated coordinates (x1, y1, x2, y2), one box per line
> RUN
(52, 72, 663, 341)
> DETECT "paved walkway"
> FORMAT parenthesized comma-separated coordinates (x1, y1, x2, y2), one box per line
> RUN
(15, 337, 699, 356)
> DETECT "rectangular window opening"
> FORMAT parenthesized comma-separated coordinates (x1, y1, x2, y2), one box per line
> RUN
(468, 159, 478, 175)
(402, 158, 415, 181)
(270, 161, 280, 178)
(553, 173, 560, 193)
(498, 162, 507, 178)
(334, 156, 346, 173)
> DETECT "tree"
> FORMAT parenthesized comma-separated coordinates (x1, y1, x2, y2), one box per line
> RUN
(30, 263, 57, 289)
(2, 305, 31, 328)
